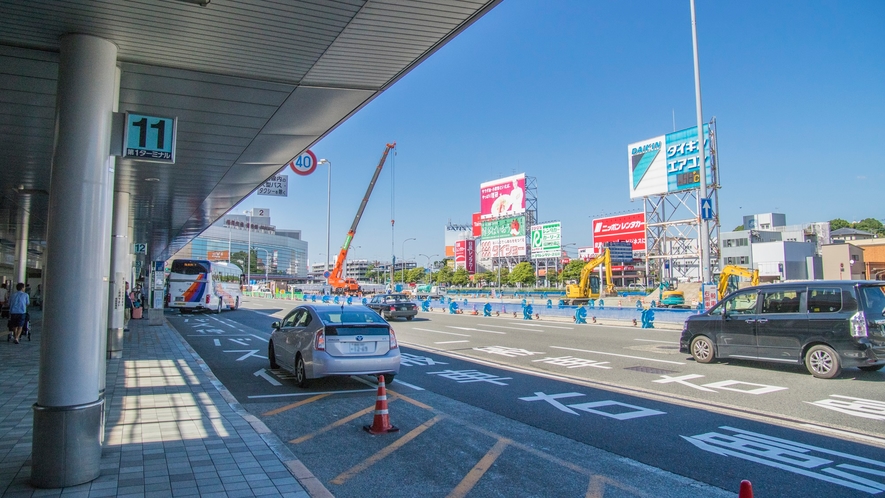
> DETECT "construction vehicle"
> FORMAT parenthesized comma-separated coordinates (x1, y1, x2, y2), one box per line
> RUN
(717, 264, 759, 300)
(328, 143, 396, 294)
(565, 248, 615, 305)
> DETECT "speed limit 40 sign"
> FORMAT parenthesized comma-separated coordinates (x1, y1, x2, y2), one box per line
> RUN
(288, 150, 317, 176)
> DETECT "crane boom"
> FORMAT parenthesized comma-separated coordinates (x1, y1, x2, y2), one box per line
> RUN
(328, 142, 396, 292)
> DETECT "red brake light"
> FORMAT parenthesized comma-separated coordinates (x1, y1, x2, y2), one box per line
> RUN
(388, 327, 398, 349)
(315, 328, 326, 351)
(390, 305, 396, 311)
(206, 294, 210, 304)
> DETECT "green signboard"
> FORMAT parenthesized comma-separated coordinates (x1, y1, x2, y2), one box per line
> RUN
(530, 222, 561, 259)
(481, 215, 525, 240)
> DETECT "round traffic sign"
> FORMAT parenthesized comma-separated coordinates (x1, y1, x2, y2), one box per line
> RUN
(288, 150, 317, 176)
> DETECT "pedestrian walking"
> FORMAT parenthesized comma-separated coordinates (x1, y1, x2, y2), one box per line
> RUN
(124, 282, 132, 331)
(9, 283, 29, 344)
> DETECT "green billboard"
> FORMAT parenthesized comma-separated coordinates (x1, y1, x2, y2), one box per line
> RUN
(481, 215, 525, 240)
(530, 222, 561, 259)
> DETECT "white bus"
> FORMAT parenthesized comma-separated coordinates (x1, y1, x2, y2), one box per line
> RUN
(169, 259, 244, 313)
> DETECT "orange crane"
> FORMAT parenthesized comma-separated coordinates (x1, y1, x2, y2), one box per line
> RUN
(328, 142, 396, 294)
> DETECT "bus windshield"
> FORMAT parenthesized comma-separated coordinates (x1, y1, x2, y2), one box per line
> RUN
(171, 260, 210, 275)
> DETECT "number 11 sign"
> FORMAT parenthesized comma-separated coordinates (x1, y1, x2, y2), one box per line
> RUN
(123, 113, 177, 163)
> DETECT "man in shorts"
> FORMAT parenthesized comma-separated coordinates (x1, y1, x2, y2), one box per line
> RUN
(9, 283, 29, 344)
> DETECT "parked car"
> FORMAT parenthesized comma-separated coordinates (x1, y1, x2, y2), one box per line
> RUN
(679, 280, 885, 378)
(366, 293, 418, 321)
(268, 304, 400, 387)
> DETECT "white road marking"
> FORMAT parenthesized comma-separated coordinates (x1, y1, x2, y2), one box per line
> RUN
(412, 327, 470, 337)
(247, 388, 377, 399)
(210, 316, 237, 328)
(250, 334, 268, 342)
(447, 326, 506, 335)
(390, 379, 425, 391)
(634, 338, 678, 344)
(253, 369, 282, 386)
(435, 340, 469, 344)
(504, 321, 573, 329)
(550, 346, 686, 365)
(229, 338, 250, 346)
(213, 339, 221, 346)
(224, 349, 263, 361)
(474, 324, 544, 332)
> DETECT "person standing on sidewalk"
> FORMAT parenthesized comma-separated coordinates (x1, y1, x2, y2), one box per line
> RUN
(0, 283, 8, 318)
(9, 283, 29, 344)
(124, 281, 133, 331)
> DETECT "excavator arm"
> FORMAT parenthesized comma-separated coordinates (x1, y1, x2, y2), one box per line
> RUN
(328, 143, 396, 291)
(566, 248, 613, 300)
(717, 264, 760, 300)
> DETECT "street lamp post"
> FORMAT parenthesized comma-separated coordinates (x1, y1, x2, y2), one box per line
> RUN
(318, 159, 332, 281)
(419, 253, 438, 284)
(401, 238, 416, 283)
(244, 209, 252, 290)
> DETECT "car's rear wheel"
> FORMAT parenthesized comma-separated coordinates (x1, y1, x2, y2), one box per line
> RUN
(806, 345, 841, 379)
(690, 336, 715, 364)
(268, 341, 279, 369)
(295, 355, 309, 388)
(379, 374, 395, 385)
(858, 364, 884, 372)
(406, 315, 413, 321)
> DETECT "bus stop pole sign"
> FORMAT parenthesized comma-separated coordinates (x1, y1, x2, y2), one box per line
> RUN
(122, 112, 177, 163)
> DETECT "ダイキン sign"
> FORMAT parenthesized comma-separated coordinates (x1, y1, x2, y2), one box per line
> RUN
(257, 174, 288, 197)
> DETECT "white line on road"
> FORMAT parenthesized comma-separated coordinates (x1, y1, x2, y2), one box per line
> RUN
(634, 339, 679, 344)
(435, 340, 469, 344)
(210, 316, 237, 328)
(253, 369, 282, 386)
(213, 339, 221, 346)
(550, 346, 686, 365)
(412, 327, 470, 337)
(390, 379, 425, 391)
(247, 388, 376, 399)
(250, 334, 268, 342)
(475, 324, 545, 332)
(504, 321, 573, 329)
(447, 326, 506, 335)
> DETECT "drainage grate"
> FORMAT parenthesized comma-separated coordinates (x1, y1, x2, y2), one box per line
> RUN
(624, 365, 679, 375)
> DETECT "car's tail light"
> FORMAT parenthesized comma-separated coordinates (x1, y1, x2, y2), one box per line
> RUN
(388, 327, 398, 349)
(315, 328, 326, 351)
(850, 311, 868, 338)
(390, 305, 396, 311)
(206, 294, 211, 304)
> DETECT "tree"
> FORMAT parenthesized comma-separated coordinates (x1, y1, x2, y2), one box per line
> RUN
(451, 268, 470, 286)
(829, 218, 850, 231)
(435, 265, 453, 285)
(230, 250, 260, 275)
(509, 262, 536, 286)
(406, 267, 426, 283)
(545, 269, 560, 286)
(733, 224, 745, 231)
(854, 218, 884, 235)
(560, 260, 586, 283)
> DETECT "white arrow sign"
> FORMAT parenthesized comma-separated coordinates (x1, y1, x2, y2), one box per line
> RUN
(253, 369, 282, 386)
(224, 349, 264, 361)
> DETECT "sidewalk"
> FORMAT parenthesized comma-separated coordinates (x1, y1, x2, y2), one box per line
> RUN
(0, 311, 323, 498)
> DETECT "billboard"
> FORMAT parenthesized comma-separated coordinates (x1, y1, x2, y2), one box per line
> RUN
(444, 222, 472, 258)
(472, 212, 482, 237)
(482, 215, 525, 240)
(592, 212, 646, 252)
(628, 124, 713, 198)
(207, 250, 229, 261)
(479, 236, 526, 258)
(480, 173, 525, 219)
(605, 242, 634, 264)
(257, 174, 288, 197)
(465, 239, 476, 274)
(531, 222, 561, 259)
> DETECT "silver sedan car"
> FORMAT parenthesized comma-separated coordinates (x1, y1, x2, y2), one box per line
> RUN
(268, 304, 401, 387)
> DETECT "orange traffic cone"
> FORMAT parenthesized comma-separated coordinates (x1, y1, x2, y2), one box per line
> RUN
(364, 375, 399, 434)
(738, 480, 753, 498)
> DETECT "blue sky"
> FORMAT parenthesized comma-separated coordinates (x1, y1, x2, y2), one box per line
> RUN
(238, 0, 885, 266)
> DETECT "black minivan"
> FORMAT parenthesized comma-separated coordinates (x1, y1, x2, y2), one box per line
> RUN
(679, 280, 885, 378)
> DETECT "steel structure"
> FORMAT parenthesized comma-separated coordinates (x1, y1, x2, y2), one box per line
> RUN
(643, 120, 721, 286)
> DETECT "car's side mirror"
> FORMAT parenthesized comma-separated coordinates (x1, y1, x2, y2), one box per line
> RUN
(271, 321, 281, 330)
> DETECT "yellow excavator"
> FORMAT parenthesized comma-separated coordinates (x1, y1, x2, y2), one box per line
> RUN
(717, 264, 760, 300)
(565, 248, 615, 305)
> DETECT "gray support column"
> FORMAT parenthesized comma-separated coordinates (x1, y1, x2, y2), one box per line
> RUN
(107, 191, 129, 359)
(32, 34, 118, 489)
(13, 195, 31, 284)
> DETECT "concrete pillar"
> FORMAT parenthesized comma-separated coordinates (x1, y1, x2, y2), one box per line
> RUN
(107, 191, 129, 359)
(32, 34, 118, 489)
(13, 194, 31, 285)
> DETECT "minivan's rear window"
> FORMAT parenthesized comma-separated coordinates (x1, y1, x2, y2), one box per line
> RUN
(808, 288, 842, 313)
(860, 286, 885, 317)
